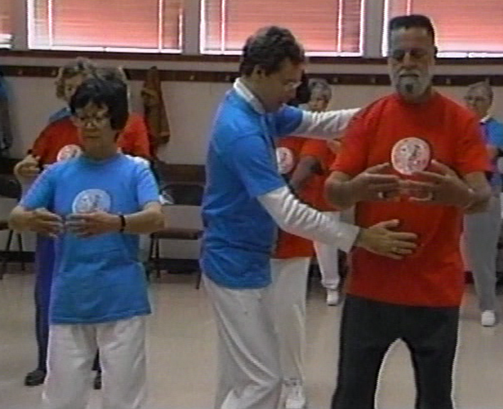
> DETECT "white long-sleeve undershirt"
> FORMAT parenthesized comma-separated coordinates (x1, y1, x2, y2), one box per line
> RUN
(258, 186, 359, 253)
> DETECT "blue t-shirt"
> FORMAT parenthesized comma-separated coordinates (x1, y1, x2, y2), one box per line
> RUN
(21, 154, 159, 324)
(482, 118, 503, 189)
(201, 89, 303, 289)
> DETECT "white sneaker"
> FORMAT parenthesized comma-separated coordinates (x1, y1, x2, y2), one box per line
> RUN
(326, 289, 340, 306)
(285, 380, 307, 409)
(481, 310, 497, 327)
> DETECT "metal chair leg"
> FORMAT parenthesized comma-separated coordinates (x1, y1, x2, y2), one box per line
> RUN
(195, 271, 202, 289)
(1, 230, 13, 276)
(17, 233, 25, 271)
(154, 238, 161, 279)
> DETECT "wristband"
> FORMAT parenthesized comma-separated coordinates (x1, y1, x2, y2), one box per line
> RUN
(119, 214, 126, 233)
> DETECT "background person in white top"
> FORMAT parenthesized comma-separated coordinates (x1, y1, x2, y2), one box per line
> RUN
(463, 81, 503, 327)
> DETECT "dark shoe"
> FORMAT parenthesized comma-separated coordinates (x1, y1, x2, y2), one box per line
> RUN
(24, 369, 46, 386)
(93, 372, 102, 390)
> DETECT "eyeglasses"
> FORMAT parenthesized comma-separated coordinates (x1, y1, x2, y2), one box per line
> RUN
(283, 81, 302, 91)
(72, 114, 110, 128)
(389, 48, 431, 62)
(464, 96, 490, 103)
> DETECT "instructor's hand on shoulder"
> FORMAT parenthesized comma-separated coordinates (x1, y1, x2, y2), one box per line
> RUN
(355, 219, 417, 260)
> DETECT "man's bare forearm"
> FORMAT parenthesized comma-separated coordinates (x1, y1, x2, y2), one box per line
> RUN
(464, 172, 491, 214)
(325, 173, 359, 210)
(289, 156, 320, 192)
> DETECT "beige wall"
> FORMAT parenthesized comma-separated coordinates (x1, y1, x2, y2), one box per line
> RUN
(1, 56, 503, 256)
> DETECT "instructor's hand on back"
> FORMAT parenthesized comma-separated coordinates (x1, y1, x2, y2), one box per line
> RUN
(355, 219, 417, 260)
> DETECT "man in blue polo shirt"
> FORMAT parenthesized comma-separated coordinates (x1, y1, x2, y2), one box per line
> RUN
(201, 26, 418, 409)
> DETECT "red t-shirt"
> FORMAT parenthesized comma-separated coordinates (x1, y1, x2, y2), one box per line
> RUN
(117, 113, 151, 159)
(31, 119, 81, 165)
(31, 114, 151, 166)
(300, 139, 337, 211)
(331, 92, 489, 307)
(274, 136, 316, 259)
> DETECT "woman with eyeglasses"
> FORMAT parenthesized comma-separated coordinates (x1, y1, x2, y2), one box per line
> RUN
(14, 61, 151, 389)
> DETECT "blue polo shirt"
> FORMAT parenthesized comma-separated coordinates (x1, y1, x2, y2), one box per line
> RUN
(201, 83, 304, 289)
(482, 117, 503, 189)
(48, 107, 71, 124)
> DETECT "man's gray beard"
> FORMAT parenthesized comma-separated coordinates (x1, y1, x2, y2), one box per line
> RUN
(397, 76, 426, 98)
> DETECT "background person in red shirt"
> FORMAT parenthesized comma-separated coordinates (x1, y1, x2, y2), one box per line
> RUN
(291, 78, 346, 306)
(272, 135, 316, 409)
(14, 58, 97, 388)
(325, 15, 491, 409)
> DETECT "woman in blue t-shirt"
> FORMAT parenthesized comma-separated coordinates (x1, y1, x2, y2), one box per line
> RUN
(9, 76, 164, 409)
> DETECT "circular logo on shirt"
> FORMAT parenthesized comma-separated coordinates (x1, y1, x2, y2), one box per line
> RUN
(72, 189, 111, 214)
(391, 137, 431, 176)
(57, 144, 82, 162)
(276, 147, 295, 175)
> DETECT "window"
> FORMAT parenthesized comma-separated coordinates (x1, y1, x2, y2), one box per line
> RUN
(384, 0, 503, 57)
(201, 0, 364, 56)
(0, 0, 13, 48)
(29, 0, 183, 52)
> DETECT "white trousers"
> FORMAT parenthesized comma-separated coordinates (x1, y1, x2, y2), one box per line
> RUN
(270, 257, 311, 384)
(43, 316, 147, 409)
(314, 211, 341, 290)
(203, 275, 282, 409)
(463, 195, 502, 311)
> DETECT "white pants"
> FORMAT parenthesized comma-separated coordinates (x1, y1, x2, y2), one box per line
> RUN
(270, 257, 311, 384)
(203, 275, 282, 409)
(43, 316, 147, 409)
(314, 211, 341, 290)
(464, 195, 502, 311)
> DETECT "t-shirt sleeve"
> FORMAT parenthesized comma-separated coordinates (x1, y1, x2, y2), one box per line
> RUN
(488, 121, 503, 149)
(273, 106, 304, 137)
(225, 134, 286, 198)
(135, 164, 160, 208)
(456, 116, 491, 176)
(330, 115, 369, 176)
(31, 126, 51, 161)
(20, 167, 55, 210)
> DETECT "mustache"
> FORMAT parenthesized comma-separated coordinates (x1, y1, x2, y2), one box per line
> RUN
(398, 71, 421, 77)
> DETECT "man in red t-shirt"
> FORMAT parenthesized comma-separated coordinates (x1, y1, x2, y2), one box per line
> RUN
(325, 15, 491, 409)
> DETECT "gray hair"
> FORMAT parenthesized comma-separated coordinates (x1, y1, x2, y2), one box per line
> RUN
(308, 78, 332, 102)
(466, 81, 493, 102)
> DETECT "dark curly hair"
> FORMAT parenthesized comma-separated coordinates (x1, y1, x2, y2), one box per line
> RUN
(70, 77, 129, 131)
(239, 26, 305, 76)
